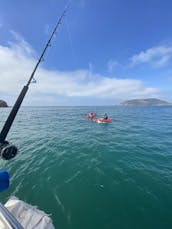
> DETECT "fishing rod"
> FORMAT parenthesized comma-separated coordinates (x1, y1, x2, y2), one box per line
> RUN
(0, 7, 67, 160)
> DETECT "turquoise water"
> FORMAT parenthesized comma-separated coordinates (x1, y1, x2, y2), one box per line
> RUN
(0, 106, 172, 229)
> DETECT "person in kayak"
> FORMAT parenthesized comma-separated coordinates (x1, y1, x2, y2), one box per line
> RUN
(103, 113, 108, 120)
(86, 112, 95, 119)
(90, 112, 95, 119)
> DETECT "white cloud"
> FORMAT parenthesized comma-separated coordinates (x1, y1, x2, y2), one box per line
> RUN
(9, 30, 34, 56)
(131, 45, 172, 68)
(0, 37, 160, 105)
(107, 60, 122, 72)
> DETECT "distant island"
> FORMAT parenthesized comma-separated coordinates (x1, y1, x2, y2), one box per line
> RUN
(120, 98, 172, 106)
(0, 100, 8, 107)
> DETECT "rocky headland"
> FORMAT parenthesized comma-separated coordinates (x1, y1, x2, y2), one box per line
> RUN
(0, 100, 8, 107)
(120, 98, 172, 106)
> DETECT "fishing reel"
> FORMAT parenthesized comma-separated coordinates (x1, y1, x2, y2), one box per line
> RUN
(0, 141, 18, 160)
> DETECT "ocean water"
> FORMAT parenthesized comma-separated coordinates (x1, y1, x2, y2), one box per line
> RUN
(0, 106, 172, 229)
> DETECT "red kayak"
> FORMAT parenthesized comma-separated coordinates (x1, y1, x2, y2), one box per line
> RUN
(93, 118, 112, 123)
(86, 113, 112, 123)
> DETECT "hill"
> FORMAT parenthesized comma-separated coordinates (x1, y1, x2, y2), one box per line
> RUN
(0, 100, 8, 107)
(120, 98, 172, 106)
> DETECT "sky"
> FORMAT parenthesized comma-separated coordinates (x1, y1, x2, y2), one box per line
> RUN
(0, 0, 172, 106)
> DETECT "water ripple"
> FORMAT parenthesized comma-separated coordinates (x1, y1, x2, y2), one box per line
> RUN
(0, 106, 172, 229)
